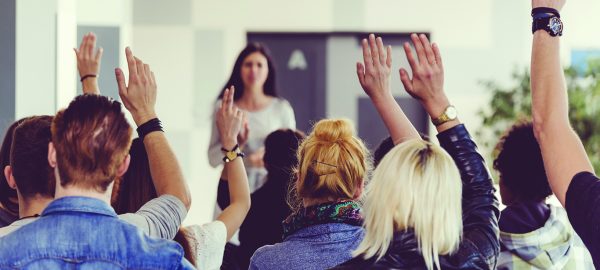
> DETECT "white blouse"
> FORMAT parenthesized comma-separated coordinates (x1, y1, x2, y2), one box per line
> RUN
(207, 97, 296, 191)
(183, 221, 227, 270)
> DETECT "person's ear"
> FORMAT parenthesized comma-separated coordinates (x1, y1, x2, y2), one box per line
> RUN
(48, 142, 57, 168)
(116, 154, 131, 178)
(4, 166, 17, 190)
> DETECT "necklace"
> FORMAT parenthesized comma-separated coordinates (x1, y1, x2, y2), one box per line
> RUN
(17, 214, 40, 221)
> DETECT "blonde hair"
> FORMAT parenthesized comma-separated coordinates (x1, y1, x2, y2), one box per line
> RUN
(353, 139, 462, 270)
(292, 118, 369, 208)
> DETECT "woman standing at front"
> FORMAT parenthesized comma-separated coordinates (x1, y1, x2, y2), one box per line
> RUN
(208, 43, 296, 222)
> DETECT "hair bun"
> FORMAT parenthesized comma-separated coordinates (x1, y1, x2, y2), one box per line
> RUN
(312, 119, 355, 143)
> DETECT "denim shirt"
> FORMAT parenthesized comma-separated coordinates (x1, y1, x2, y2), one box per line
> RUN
(0, 196, 194, 270)
(249, 223, 364, 270)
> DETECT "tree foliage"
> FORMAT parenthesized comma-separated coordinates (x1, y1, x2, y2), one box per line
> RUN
(477, 59, 600, 172)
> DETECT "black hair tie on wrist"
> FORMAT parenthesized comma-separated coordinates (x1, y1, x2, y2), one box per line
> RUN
(531, 7, 560, 18)
(136, 118, 163, 141)
(80, 74, 97, 82)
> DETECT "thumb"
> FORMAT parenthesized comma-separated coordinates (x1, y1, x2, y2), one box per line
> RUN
(399, 68, 414, 93)
(115, 68, 127, 97)
(356, 62, 366, 87)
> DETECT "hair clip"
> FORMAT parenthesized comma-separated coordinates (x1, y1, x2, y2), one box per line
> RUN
(311, 160, 337, 176)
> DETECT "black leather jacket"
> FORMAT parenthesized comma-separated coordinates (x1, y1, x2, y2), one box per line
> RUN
(331, 124, 500, 269)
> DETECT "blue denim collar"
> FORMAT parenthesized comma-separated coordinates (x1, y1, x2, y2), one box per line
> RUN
(42, 196, 117, 217)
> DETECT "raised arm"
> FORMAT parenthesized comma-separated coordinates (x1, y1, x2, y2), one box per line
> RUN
(75, 33, 103, 95)
(116, 47, 192, 210)
(400, 34, 460, 133)
(357, 34, 420, 144)
(215, 86, 251, 240)
(403, 33, 499, 266)
(530, 0, 592, 206)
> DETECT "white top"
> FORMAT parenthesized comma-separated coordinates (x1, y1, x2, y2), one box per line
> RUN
(208, 97, 296, 192)
(0, 195, 187, 239)
(183, 221, 228, 270)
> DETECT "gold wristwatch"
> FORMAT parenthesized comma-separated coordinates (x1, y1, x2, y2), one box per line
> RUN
(432, 105, 458, 126)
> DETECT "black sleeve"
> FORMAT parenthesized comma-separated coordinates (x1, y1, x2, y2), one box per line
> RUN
(566, 171, 600, 267)
(437, 124, 500, 268)
(217, 179, 230, 210)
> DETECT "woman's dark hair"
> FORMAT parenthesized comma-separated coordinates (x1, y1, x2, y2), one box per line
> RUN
(373, 133, 430, 168)
(218, 42, 279, 101)
(112, 138, 195, 265)
(0, 119, 26, 214)
(494, 121, 552, 202)
(264, 129, 305, 175)
(112, 138, 156, 214)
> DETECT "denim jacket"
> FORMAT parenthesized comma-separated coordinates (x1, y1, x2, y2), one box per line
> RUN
(250, 223, 364, 270)
(0, 196, 194, 270)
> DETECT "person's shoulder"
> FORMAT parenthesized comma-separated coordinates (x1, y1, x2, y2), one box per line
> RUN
(271, 97, 292, 109)
(566, 171, 600, 210)
(251, 242, 286, 264)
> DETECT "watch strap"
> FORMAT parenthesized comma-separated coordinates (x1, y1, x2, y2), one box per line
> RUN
(531, 7, 560, 18)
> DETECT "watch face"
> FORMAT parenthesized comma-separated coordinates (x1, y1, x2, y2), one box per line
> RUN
(548, 17, 563, 35)
(446, 106, 458, 119)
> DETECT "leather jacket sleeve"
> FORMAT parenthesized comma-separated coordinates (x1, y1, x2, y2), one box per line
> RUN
(437, 124, 500, 269)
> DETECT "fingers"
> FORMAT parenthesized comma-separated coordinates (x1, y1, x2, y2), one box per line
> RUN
(125, 47, 138, 79)
(143, 63, 150, 81)
(368, 34, 380, 66)
(356, 62, 366, 87)
(386, 45, 392, 68)
(410, 33, 427, 65)
(87, 33, 96, 59)
(361, 39, 373, 70)
(135, 57, 145, 82)
(432, 43, 443, 68)
(419, 34, 436, 65)
(78, 34, 88, 58)
(150, 71, 156, 86)
(399, 68, 414, 93)
(95, 47, 104, 62)
(376, 36, 386, 65)
(115, 68, 127, 96)
(404, 42, 418, 71)
(222, 86, 235, 112)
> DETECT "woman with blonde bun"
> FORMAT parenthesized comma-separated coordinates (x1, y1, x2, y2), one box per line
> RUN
(249, 118, 370, 270)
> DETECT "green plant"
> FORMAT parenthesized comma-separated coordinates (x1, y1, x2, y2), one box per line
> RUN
(477, 59, 600, 172)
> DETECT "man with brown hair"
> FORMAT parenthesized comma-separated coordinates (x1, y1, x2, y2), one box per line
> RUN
(0, 47, 194, 269)
(0, 34, 191, 240)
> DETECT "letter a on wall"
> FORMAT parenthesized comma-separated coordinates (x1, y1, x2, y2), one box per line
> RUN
(287, 49, 308, 70)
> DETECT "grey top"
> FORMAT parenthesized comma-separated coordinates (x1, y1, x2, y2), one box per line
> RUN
(0, 194, 187, 239)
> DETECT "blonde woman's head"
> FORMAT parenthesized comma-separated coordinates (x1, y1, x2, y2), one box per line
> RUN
(293, 118, 370, 207)
(354, 139, 462, 270)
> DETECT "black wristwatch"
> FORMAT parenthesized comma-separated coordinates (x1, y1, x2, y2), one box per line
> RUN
(532, 15, 563, 37)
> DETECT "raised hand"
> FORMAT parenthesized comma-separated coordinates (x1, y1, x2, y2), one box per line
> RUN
(217, 86, 244, 150)
(75, 33, 103, 94)
(115, 47, 157, 126)
(400, 34, 449, 117)
(356, 34, 393, 101)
